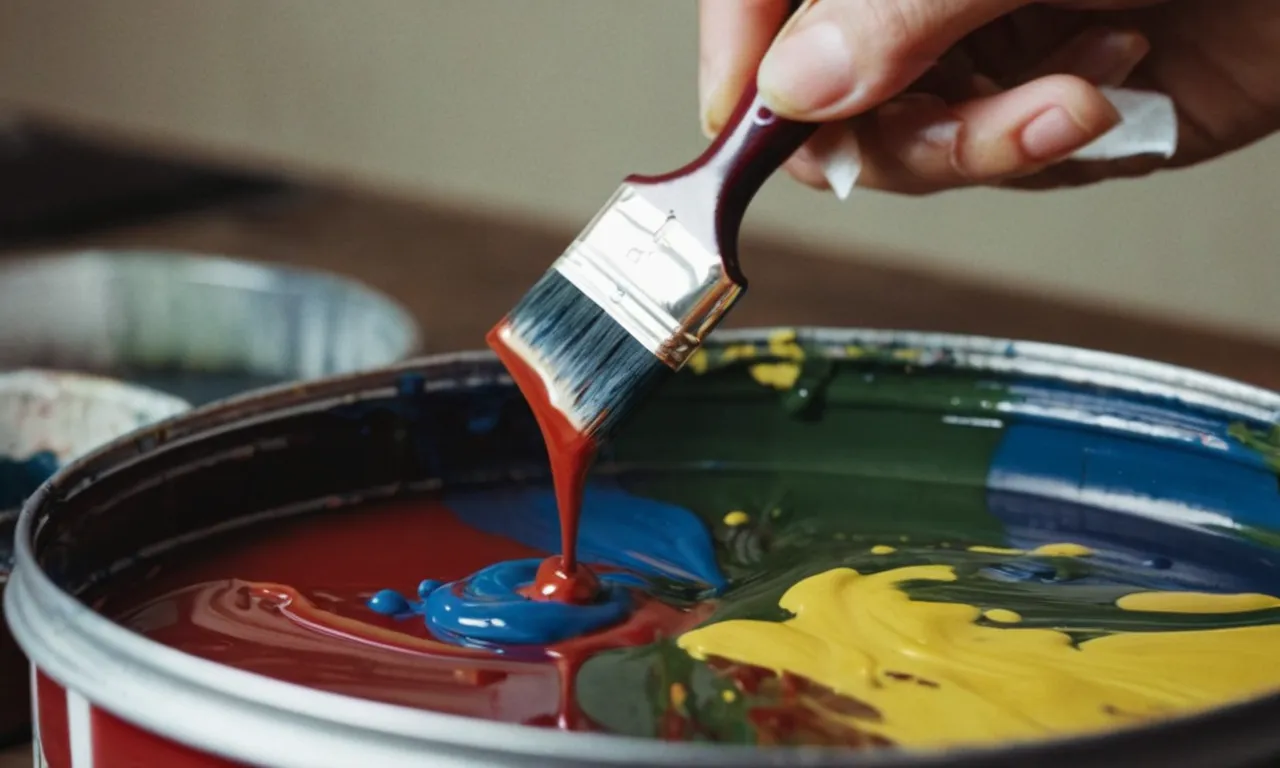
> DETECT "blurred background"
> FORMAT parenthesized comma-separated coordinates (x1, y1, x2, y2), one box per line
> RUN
(0, 0, 1278, 342)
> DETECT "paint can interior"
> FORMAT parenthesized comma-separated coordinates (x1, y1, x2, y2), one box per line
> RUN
(0, 370, 188, 746)
(8, 329, 1280, 767)
(0, 250, 422, 405)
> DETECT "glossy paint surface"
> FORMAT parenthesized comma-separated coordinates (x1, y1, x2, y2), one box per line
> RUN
(90, 330, 1280, 750)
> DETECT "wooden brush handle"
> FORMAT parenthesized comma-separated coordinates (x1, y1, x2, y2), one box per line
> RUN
(628, 1, 818, 285)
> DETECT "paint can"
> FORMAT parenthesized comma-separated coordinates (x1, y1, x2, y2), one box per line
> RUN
(0, 371, 188, 746)
(0, 249, 422, 405)
(8, 328, 1280, 767)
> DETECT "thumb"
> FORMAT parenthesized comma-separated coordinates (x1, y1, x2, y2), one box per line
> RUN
(758, 0, 1030, 121)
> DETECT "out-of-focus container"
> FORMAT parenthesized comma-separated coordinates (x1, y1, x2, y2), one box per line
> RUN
(0, 370, 188, 745)
(9, 329, 1280, 767)
(0, 248, 419, 746)
(0, 250, 423, 404)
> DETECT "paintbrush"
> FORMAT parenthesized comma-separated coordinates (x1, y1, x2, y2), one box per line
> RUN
(487, 6, 818, 465)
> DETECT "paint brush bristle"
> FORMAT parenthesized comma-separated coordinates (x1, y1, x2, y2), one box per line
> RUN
(494, 269, 671, 442)
(491, 0, 815, 447)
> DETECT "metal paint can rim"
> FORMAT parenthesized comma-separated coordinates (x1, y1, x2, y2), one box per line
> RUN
(8, 327, 1280, 768)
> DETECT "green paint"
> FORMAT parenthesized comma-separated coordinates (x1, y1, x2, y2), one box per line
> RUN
(576, 336, 1280, 746)
(1228, 421, 1280, 473)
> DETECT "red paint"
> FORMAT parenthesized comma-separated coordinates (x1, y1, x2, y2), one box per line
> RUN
(486, 323, 600, 597)
(99, 498, 708, 730)
(522, 556, 601, 604)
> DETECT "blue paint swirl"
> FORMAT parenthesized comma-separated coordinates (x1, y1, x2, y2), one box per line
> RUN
(368, 558, 645, 647)
(368, 559, 643, 648)
(443, 484, 726, 590)
(369, 482, 724, 648)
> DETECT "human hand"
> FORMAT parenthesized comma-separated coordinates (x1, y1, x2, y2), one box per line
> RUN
(699, 0, 1280, 194)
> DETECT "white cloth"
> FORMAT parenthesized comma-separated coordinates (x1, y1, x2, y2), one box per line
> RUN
(816, 87, 1178, 199)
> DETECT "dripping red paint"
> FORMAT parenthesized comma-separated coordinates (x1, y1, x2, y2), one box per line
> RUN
(486, 324, 600, 601)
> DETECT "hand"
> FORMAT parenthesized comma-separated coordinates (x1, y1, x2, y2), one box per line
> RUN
(699, 0, 1280, 194)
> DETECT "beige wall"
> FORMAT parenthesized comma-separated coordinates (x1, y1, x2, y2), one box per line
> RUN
(2, 0, 1278, 339)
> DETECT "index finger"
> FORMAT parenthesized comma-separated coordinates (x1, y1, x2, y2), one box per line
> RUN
(699, 0, 792, 136)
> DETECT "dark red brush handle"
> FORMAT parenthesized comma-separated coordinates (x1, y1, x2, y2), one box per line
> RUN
(627, 2, 818, 286)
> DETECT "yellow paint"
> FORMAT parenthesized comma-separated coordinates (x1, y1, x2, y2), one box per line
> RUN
(870, 545, 896, 555)
(1031, 543, 1094, 557)
(678, 564, 1280, 749)
(845, 345, 865, 358)
(766, 329, 805, 360)
(983, 608, 1022, 624)
(892, 348, 922, 362)
(721, 689, 738, 703)
(669, 682, 687, 709)
(1117, 591, 1280, 614)
(686, 349, 709, 375)
(721, 344, 758, 363)
(723, 510, 750, 527)
(968, 545, 1025, 555)
(749, 362, 800, 390)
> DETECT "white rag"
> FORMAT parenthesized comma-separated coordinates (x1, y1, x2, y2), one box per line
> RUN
(816, 87, 1179, 199)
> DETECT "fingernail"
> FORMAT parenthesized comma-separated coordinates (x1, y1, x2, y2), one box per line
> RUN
(759, 20, 857, 117)
(1074, 30, 1150, 85)
(1020, 107, 1091, 161)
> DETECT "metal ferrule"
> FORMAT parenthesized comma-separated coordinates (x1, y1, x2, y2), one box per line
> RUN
(551, 184, 742, 370)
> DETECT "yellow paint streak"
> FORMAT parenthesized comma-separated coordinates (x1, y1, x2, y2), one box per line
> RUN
(983, 608, 1022, 624)
(766, 329, 805, 360)
(749, 363, 800, 390)
(678, 565, 1280, 749)
(1031, 543, 1094, 557)
(1117, 591, 1280, 614)
(670, 682, 687, 709)
(870, 545, 896, 555)
(968, 545, 1025, 555)
(723, 510, 750, 527)
(721, 689, 738, 703)
(686, 349, 709, 375)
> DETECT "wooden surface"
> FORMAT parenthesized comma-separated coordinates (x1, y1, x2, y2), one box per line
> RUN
(2, 181, 1280, 766)
(13, 184, 1280, 388)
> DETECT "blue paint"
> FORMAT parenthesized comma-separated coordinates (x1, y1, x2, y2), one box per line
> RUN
(0, 451, 59, 510)
(989, 421, 1280, 532)
(368, 588, 414, 616)
(1003, 380, 1270, 471)
(368, 559, 641, 648)
(981, 376, 1280, 591)
(369, 483, 723, 647)
(985, 489, 1280, 594)
(444, 483, 726, 590)
(981, 558, 1067, 584)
